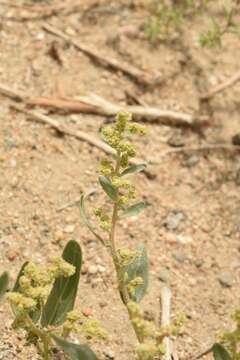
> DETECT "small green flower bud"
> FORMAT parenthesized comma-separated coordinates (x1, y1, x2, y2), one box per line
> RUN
(81, 319, 107, 340)
(8, 292, 36, 312)
(115, 111, 132, 133)
(50, 257, 75, 278)
(135, 342, 158, 360)
(128, 123, 147, 136)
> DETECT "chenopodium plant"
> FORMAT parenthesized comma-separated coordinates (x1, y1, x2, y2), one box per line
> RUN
(80, 112, 184, 360)
(0, 271, 9, 301)
(211, 309, 240, 360)
(7, 240, 102, 360)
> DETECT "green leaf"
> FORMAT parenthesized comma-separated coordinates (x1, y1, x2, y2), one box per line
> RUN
(124, 244, 148, 303)
(212, 344, 231, 360)
(12, 262, 29, 292)
(121, 164, 146, 176)
(99, 176, 117, 201)
(41, 240, 82, 327)
(52, 335, 98, 360)
(79, 194, 104, 244)
(120, 202, 147, 219)
(12, 262, 40, 322)
(0, 272, 9, 301)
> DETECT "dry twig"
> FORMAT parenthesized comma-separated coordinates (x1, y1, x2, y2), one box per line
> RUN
(201, 69, 240, 100)
(42, 23, 162, 87)
(10, 104, 153, 178)
(160, 286, 173, 360)
(0, 83, 207, 127)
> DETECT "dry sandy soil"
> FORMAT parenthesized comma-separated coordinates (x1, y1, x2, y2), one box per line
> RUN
(0, 1, 240, 359)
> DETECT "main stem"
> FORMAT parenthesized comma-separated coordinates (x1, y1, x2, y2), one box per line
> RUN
(109, 152, 143, 344)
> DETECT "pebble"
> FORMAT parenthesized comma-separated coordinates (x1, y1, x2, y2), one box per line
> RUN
(176, 234, 193, 245)
(185, 155, 200, 168)
(218, 272, 234, 288)
(158, 268, 171, 283)
(230, 260, 240, 269)
(88, 265, 98, 275)
(167, 133, 185, 147)
(172, 251, 186, 263)
(103, 348, 115, 359)
(53, 229, 64, 243)
(63, 224, 75, 233)
(165, 211, 185, 231)
(98, 265, 107, 273)
(82, 308, 92, 317)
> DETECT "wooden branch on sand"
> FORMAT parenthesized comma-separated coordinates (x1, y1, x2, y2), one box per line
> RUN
(160, 286, 173, 360)
(0, 83, 206, 128)
(10, 104, 153, 178)
(201, 69, 240, 100)
(43, 24, 162, 87)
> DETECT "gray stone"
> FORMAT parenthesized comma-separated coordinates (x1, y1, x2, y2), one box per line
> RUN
(218, 272, 234, 288)
(173, 252, 186, 263)
(165, 211, 185, 230)
(185, 155, 200, 167)
(103, 348, 115, 359)
(176, 234, 193, 245)
(158, 268, 171, 283)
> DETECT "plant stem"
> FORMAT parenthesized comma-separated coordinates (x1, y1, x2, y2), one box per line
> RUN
(109, 152, 130, 306)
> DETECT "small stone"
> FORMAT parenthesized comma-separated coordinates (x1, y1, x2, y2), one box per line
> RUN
(172, 251, 186, 263)
(98, 265, 106, 273)
(103, 348, 115, 359)
(88, 265, 98, 275)
(82, 308, 92, 317)
(158, 268, 171, 283)
(165, 211, 185, 231)
(218, 272, 234, 288)
(195, 258, 204, 268)
(185, 155, 200, 167)
(53, 229, 64, 243)
(167, 133, 185, 147)
(99, 301, 107, 308)
(176, 234, 193, 245)
(7, 249, 19, 261)
(63, 224, 75, 233)
(230, 260, 240, 269)
(9, 158, 17, 168)
(232, 134, 240, 146)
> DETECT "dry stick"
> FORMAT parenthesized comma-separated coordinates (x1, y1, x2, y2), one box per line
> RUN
(0, 83, 206, 127)
(160, 286, 172, 360)
(42, 23, 161, 87)
(10, 104, 153, 178)
(201, 69, 240, 100)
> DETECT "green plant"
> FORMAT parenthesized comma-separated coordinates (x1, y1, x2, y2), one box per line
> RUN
(211, 309, 240, 360)
(80, 111, 184, 360)
(143, 0, 239, 47)
(199, 5, 240, 48)
(7, 240, 101, 360)
(0, 271, 9, 301)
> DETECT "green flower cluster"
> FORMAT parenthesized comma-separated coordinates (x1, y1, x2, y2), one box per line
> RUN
(101, 111, 146, 168)
(127, 301, 185, 360)
(81, 319, 107, 341)
(220, 309, 240, 359)
(117, 247, 141, 267)
(94, 207, 111, 232)
(8, 259, 75, 313)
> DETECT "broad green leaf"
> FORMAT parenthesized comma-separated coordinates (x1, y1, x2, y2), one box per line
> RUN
(13, 262, 29, 292)
(99, 176, 117, 201)
(0, 272, 9, 301)
(41, 240, 82, 327)
(121, 164, 146, 176)
(52, 335, 98, 360)
(12, 262, 40, 322)
(79, 195, 104, 244)
(124, 244, 148, 303)
(120, 202, 147, 219)
(212, 344, 231, 360)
